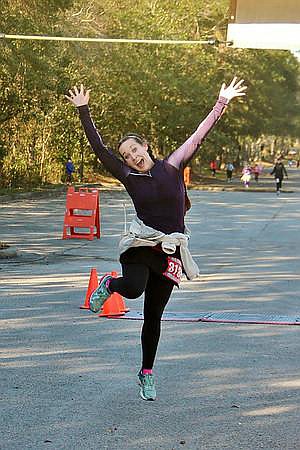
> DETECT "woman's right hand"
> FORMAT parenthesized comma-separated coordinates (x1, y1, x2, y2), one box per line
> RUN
(65, 84, 90, 107)
(219, 77, 247, 101)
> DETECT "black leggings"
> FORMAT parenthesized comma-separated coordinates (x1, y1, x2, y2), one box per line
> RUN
(276, 178, 283, 191)
(109, 263, 175, 369)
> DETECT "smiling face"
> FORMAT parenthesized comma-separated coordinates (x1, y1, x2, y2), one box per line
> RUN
(118, 137, 155, 173)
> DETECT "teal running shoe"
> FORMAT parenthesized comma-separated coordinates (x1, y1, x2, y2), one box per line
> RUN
(89, 274, 112, 313)
(138, 372, 156, 401)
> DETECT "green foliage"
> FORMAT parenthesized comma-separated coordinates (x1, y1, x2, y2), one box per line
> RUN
(0, 0, 299, 187)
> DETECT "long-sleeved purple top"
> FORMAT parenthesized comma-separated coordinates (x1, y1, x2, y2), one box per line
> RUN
(78, 96, 228, 234)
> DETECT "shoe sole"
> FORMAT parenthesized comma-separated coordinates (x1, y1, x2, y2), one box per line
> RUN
(89, 275, 110, 313)
(139, 388, 156, 401)
(89, 290, 103, 313)
(138, 380, 156, 401)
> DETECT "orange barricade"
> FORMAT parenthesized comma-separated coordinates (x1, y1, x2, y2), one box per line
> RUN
(184, 166, 191, 185)
(62, 186, 100, 240)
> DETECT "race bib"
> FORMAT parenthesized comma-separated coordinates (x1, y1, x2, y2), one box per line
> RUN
(163, 256, 182, 284)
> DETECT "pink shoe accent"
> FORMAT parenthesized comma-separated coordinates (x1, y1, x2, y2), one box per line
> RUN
(105, 277, 112, 293)
(142, 369, 153, 375)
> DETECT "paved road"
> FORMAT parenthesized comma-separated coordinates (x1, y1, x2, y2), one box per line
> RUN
(0, 169, 300, 450)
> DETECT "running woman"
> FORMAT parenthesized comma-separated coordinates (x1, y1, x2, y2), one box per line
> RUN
(66, 77, 247, 401)
(270, 158, 288, 195)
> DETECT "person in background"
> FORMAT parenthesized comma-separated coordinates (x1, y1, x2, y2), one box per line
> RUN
(65, 158, 75, 184)
(241, 163, 252, 188)
(210, 159, 217, 176)
(252, 163, 262, 183)
(226, 162, 234, 182)
(270, 158, 288, 195)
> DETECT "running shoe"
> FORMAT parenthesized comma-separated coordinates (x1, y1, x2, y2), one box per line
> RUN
(138, 371, 156, 401)
(89, 274, 112, 313)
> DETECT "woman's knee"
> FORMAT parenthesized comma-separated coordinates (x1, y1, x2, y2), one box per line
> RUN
(125, 284, 145, 299)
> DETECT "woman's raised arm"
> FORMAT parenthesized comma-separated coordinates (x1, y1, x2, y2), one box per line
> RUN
(66, 85, 130, 182)
(167, 77, 247, 170)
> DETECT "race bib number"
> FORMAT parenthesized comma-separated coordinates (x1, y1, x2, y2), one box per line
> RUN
(163, 256, 182, 284)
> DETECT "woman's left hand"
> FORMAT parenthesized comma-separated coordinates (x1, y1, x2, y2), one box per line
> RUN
(219, 77, 247, 101)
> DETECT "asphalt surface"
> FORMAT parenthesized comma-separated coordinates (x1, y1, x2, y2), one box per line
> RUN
(1, 170, 300, 450)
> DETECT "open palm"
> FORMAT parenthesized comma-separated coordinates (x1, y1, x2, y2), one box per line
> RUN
(219, 77, 247, 101)
(65, 84, 90, 107)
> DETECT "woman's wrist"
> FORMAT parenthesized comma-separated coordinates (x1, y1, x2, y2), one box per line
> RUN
(218, 95, 230, 105)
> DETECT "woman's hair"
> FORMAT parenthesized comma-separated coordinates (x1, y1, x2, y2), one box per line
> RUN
(117, 133, 155, 161)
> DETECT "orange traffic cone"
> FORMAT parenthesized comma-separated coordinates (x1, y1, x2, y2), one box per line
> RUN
(110, 271, 129, 313)
(80, 268, 98, 309)
(98, 292, 125, 317)
(114, 291, 130, 313)
(99, 271, 129, 317)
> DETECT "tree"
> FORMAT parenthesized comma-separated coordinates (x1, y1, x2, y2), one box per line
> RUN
(0, 0, 299, 187)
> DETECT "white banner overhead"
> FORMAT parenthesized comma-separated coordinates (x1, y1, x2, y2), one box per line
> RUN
(227, 0, 300, 50)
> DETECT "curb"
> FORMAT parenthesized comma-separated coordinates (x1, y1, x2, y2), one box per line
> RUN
(0, 246, 19, 259)
(0, 183, 295, 203)
(0, 187, 67, 203)
(0, 184, 126, 204)
(190, 185, 294, 193)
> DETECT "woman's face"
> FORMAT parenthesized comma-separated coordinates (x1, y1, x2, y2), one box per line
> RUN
(118, 138, 154, 172)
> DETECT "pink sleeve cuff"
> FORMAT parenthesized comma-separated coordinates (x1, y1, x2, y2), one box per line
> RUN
(218, 96, 230, 105)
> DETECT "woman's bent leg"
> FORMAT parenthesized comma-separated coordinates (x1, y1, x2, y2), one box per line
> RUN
(90, 263, 149, 313)
(109, 263, 149, 299)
